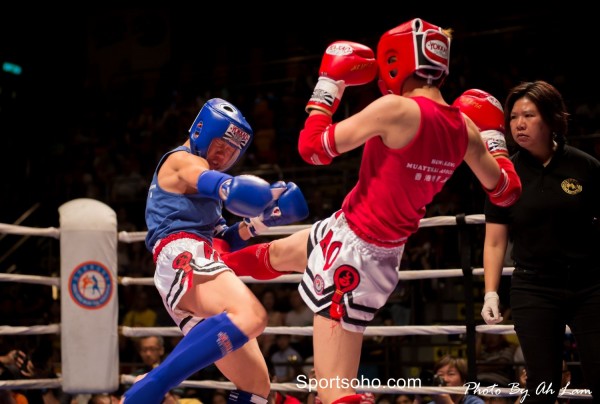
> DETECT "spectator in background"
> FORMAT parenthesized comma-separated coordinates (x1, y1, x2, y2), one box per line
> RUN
(120, 289, 158, 361)
(121, 289, 158, 329)
(395, 395, 414, 404)
(270, 334, 302, 383)
(283, 289, 313, 357)
(415, 355, 484, 404)
(257, 288, 285, 358)
(132, 336, 165, 377)
(475, 333, 517, 387)
(0, 349, 33, 404)
(0, 350, 33, 380)
(87, 393, 121, 404)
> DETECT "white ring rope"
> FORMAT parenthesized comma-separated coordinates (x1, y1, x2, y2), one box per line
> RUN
(0, 378, 63, 390)
(120, 268, 515, 286)
(0, 268, 516, 289)
(0, 223, 60, 239)
(116, 376, 591, 400)
(121, 324, 572, 338)
(0, 273, 59, 286)
(0, 212, 588, 399)
(0, 374, 589, 400)
(0, 324, 60, 336)
(116, 215, 486, 243)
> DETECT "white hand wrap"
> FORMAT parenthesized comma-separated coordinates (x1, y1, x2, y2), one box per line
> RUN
(481, 291, 504, 325)
(481, 130, 509, 158)
(306, 77, 346, 115)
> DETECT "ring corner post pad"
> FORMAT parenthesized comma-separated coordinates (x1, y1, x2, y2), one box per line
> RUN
(58, 198, 120, 394)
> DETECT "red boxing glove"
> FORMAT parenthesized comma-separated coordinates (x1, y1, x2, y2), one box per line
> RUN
(486, 156, 522, 207)
(453, 89, 509, 158)
(306, 41, 378, 115)
(452, 89, 505, 132)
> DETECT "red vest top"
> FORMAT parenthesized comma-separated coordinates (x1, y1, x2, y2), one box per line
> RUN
(342, 96, 468, 247)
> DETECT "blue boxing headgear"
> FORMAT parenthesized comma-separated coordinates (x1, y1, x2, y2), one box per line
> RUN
(189, 98, 253, 171)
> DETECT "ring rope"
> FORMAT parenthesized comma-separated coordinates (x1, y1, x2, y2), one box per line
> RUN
(0, 375, 590, 401)
(121, 324, 571, 338)
(0, 223, 60, 238)
(120, 268, 515, 286)
(0, 214, 486, 241)
(0, 212, 587, 399)
(0, 273, 59, 286)
(116, 215, 487, 243)
(0, 378, 63, 390)
(0, 268, 516, 288)
(117, 376, 590, 400)
(0, 324, 60, 336)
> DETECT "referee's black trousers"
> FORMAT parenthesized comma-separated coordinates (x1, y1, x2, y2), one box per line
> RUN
(510, 268, 600, 403)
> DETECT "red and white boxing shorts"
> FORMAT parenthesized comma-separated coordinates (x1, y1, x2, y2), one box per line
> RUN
(299, 212, 404, 333)
(153, 232, 230, 335)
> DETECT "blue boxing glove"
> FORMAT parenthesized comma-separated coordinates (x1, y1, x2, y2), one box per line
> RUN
(244, 181, 309, 236)
(197, 171, 272, 217)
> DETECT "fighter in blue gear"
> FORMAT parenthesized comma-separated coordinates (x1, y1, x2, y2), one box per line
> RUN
(123, 98, 309, 404)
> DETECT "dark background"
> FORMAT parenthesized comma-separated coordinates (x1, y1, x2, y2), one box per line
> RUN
(1, 6, 597, 227)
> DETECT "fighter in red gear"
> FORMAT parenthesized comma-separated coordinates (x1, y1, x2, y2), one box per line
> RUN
(453, 89, 522, 207)
(300, 41, 378, 165)
(223, 18, 522, 404)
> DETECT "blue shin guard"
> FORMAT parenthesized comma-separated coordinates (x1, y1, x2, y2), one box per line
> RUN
(123, 312, 249, 404)
(228, 389, 268, 404)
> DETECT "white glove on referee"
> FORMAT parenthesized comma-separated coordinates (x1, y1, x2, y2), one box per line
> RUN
(481, 291, 504, 324)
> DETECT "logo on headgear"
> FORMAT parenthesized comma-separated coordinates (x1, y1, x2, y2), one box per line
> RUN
(223, 124, 250, 150)
(423, 31, 449, 66)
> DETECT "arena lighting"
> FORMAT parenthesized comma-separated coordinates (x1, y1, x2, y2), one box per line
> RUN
(2, 62, 22, 75)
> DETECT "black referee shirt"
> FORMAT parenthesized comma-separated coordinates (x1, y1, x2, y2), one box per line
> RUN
(484, 144, 600, 272)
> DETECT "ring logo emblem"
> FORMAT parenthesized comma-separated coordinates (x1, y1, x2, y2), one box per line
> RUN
(69, 261, 113, 309)
(561, 178, 582, 195)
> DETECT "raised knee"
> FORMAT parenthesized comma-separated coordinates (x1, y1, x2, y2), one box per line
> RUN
(230, 302, 267, 338)
(252, 304, 268, 334)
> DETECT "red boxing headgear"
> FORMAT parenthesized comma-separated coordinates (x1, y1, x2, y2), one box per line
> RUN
(452, 89, 505, 133)
(377, 18, 451, 95)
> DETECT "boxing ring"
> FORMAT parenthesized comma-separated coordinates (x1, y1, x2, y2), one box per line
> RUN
(0, 198, 590, 400)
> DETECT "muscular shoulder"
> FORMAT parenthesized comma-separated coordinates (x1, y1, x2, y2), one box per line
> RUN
(158, 149, 209, 193)
(162, 149, 210, 172)
(370, 94, 420, 121)
(333, 95, 421, 152)
(364, 94, 421, 149)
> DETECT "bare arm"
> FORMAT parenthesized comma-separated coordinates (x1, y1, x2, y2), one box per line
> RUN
(155, 150, 256, 238)
(483, 222, 509, 293)
(331, 94, 422, 153)
(157, 150, 210, 194)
